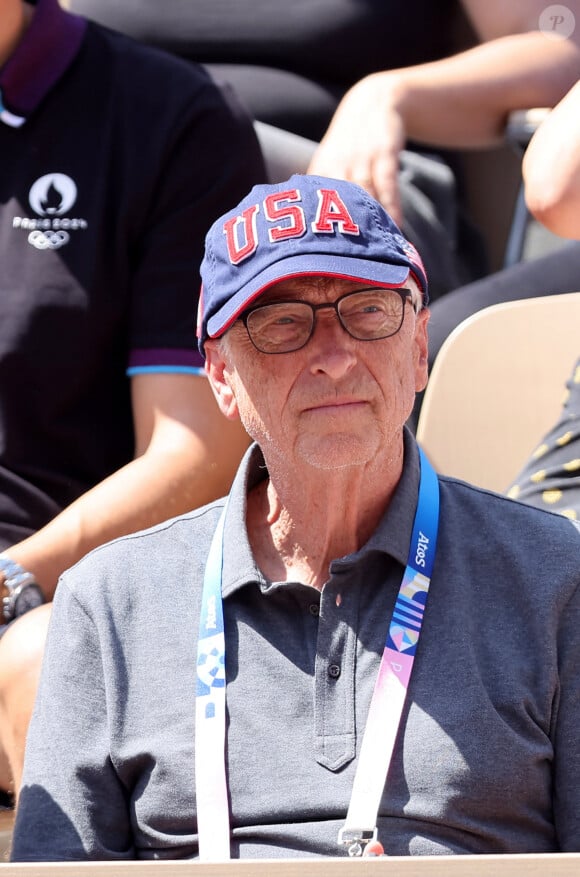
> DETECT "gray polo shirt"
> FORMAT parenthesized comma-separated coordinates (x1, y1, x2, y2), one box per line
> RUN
(12, 436, 580, 860)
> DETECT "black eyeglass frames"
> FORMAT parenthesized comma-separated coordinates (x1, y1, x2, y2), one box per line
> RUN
(240, 287, 414, 354)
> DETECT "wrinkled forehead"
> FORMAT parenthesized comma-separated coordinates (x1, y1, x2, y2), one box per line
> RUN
(258, 276, 375, 303)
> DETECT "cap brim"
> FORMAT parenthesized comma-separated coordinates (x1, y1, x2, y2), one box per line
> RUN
(206, 252, 410, 339)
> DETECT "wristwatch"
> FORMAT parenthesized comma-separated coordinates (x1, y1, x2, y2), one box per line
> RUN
(0, 555, 45, 624)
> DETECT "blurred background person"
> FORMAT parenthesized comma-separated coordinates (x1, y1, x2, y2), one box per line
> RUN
(504, 81, 580, 520)
(0, 0, 265, 806)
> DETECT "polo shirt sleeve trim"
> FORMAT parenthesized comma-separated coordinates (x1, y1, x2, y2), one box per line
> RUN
(126, 347, 205, 378)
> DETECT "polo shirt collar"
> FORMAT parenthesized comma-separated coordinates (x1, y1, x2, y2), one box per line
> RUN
(221, 444, 270, 598)
(0, 0, 87, 127)
(221, 429, 421, 597)
(362, 428, 420, 568)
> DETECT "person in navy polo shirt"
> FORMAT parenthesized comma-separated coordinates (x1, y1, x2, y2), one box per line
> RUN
(11, 176, 580, 861)
(0, 0, 265, 805)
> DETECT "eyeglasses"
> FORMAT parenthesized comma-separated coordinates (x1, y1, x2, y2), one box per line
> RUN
(240, 287, 413, 354)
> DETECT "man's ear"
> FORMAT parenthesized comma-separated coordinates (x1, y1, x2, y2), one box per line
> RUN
(204, 340, 240, 421)
(413, 308, 430, 394)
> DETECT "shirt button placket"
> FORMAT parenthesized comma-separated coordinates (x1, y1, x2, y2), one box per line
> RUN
(314, 576, 357, 769)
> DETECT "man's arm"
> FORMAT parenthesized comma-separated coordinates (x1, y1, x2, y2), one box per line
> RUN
(522, 80, 580, 239)
(3, 373, 249, 601)
(308, 0, 580, 222)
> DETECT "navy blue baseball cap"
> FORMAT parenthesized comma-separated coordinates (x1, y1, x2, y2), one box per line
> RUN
(197, 174, 428, 355)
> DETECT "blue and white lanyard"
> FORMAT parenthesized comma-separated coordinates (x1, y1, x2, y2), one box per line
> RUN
(195, 448, 439, 860)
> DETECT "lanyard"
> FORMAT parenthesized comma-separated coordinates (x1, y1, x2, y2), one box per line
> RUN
(195, 506, 229, 860)
(338, 446, 439, 855)
(195, 448, 439, 861)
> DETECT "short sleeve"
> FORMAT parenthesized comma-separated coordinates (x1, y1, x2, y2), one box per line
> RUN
(12, 579, 134, 861)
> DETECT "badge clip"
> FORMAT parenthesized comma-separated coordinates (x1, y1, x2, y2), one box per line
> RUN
(337, 827, 378, 857)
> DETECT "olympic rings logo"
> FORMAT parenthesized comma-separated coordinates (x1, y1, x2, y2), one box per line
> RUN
(28, 230, 70, 250)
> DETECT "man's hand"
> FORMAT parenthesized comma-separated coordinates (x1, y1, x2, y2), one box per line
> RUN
(307, 73, 406, 225)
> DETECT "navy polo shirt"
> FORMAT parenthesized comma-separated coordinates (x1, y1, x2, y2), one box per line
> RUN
(0, 0, 265, 545)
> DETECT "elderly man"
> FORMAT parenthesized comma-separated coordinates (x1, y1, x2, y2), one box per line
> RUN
(11, 175, 580, 861)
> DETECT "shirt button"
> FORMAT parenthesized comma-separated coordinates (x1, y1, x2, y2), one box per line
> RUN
(309, 603, 319, 617)
(328, 664, 341, 679)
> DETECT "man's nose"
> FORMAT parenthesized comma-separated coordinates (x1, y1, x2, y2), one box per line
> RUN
(307, 310, 357, 377)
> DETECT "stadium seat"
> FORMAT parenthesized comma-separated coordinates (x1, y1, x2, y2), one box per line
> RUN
(416, 292, 580, 492)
